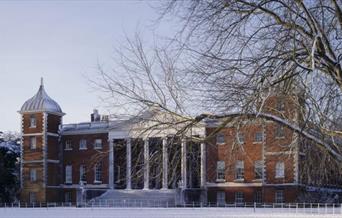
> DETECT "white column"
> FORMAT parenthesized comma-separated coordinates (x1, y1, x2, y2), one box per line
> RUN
(181, 138, 187, 189)
(162, 137, 168, 190)
(200, 142, 206, 188)
(143, 138, 149, 190)
(108, 139, 114, 189)
(126, 138, 132, 190)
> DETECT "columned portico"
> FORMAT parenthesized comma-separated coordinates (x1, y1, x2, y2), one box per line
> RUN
(162, 137, 168, 190)
(181, 138, 187, 189)
(126, 138, 132, 190)
(200, 142, 206, 188)
(143, 138, 150, 190)
(108, 139, 114, 189)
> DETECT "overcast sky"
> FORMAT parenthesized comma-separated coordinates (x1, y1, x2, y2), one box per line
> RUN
(0, 0, 173, 132)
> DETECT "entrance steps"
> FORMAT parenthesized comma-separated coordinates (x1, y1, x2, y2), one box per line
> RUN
(89, 189, 177, 207)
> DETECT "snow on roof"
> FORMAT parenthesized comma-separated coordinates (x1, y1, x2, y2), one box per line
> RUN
(19, 78, 63, 114)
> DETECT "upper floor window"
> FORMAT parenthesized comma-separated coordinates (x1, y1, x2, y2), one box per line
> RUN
(65, 140, 72, 150)
(254, 131, 263, 142)
(29, 114, 36, 128)
(30, 136, 36, 150)
(235, 192, 244, 203)
(275, 190, 284, 203)
(235, 161, 244, 180)
(216, 133, 225, 144)
(275, 162, 285, 178)
(276, 99, 285, 112)
(65, 165, 72, 184)
(30, 168, 37, 182)
(94, 139, 102, 149)
(254, 161, 263, 180)
(237, 132, 244, 144)
(275, 124, 285, 138)
(79, 165, 86, 183)
(94, 162, 102, 183)
(216, 161, 225, 181)
(79, 139, 87, 150)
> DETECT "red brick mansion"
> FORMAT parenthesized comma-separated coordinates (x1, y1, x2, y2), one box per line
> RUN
(19, 80, 341, 204)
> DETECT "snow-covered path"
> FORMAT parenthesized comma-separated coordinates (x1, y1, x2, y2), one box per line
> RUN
(0, 207, 340, 218)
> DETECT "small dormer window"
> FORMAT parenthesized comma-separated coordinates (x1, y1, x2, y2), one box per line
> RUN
(30, 114, 36, 128)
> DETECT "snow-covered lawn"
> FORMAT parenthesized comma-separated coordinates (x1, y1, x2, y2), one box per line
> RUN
(1, 207, 341, 218)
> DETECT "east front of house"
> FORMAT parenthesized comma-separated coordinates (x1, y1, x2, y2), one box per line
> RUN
(19, 80, 341, 205)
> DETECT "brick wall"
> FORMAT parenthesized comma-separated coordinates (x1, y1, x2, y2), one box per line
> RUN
(62, 133, 109, 185)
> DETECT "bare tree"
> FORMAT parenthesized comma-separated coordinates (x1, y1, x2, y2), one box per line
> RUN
(91, 0, 342, 188)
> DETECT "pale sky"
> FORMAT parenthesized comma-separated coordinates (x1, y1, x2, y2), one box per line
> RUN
(0, 0, 174, 131)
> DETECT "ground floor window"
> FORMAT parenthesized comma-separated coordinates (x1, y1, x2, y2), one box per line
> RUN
(64, 192, 72, 203)
(254, 190, 262, 203)
(235, 192, 244, 203)
(275, 190, 284, 203)
(216, 191, 225, 204)
(29, 192, 36, 204)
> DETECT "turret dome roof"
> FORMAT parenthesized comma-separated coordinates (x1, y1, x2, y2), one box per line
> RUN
(20, 79, 63, 114)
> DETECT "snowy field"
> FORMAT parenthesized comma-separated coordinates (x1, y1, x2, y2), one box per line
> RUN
(1, 207, 341, 218)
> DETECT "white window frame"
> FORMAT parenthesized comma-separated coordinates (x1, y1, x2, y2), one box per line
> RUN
(65, 140, 72, 150)
(276, 99, 285, 112)
(217, 191, 226, 204)
(94, 139, 102, 149)
(64, 192, 72, 203)
(254, 131, 263, 142)
(275, 162, 285, 178)
(254, 191, 262, 203)
(216, 133, 225, 144)
(237, 132, 244, 144)
(94, 162, 102, 183)
(235, 192, 244, 203)
(79, 165, 86, 183)
(65, 165, 72, 184)
(254, 161, 263, 180)
(216, 161, 225, 181)
(235, 161, 244, 180)
(29, 192, 36, 204)
(29, 114, 36, 128)
(30, 136, 36, 150)
(275, 124, 285, 138)
(275, 190, 284, 203)
(79, 139, 87, 150)
(30, 168, 37, 182)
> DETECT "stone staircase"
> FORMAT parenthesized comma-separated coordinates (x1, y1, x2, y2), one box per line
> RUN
(89, 189, 178, 207)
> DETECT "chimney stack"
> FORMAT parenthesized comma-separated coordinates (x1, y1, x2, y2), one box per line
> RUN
(91, 109, 101, 122)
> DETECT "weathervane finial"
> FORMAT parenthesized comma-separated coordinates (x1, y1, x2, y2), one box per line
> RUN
(41, 77, 44, 87)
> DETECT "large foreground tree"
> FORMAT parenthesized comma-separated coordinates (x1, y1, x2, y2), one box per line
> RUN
(93, 0, 342, 185)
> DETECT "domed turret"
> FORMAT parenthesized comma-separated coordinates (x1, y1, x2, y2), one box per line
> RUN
(20, 78, 64, 115)
(19, 78, 64, 203)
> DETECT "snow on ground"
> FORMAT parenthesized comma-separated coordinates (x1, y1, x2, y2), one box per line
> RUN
(1, 207, 341, 218)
